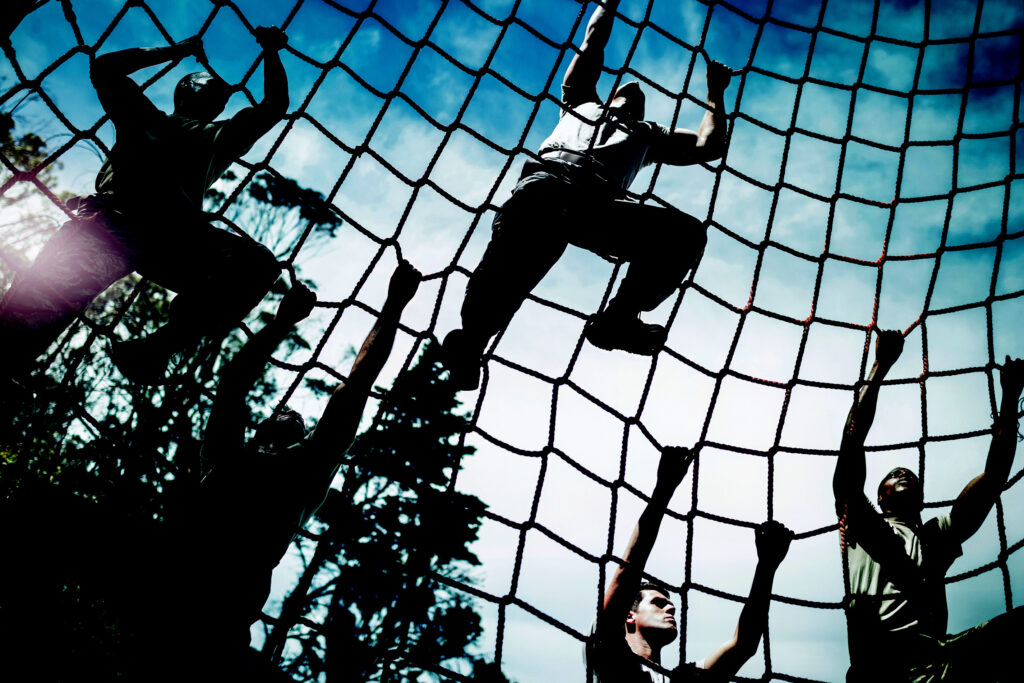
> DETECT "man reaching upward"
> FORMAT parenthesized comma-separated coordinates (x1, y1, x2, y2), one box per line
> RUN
(590, 445, 793, 681)
(442, 0, 733, 390)
(833, 329, 1024, 682)
(0, 27, 290, 383)
(187, 261, 421, 660)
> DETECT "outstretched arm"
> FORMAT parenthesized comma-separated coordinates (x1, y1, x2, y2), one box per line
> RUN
(91, 37, 203, 122)
(223, 26, 290, 151)
(309, 261, 420, 455)
(599, 446, 694, 635)
(202, 283, 315, 466)
(703, 521, 792, 677)
(648, 60, 732, 165)
(563, 0, 621, 102)
(949, 357, 1024, 543)
(833, 330, 929, 588)
(834, 329, 904, 505)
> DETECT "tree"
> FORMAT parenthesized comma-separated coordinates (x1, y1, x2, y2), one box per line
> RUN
(0, 150, 337, 680)
(208, 169, 342, 262)
(0, 109, 67, 293)
(262, 343, 512, 682)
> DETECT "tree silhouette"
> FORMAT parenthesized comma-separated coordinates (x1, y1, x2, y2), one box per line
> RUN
(0, 143, 333, 680)
(263, 343, 511, 682)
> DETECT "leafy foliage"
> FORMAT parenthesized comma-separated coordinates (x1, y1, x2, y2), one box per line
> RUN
(264, 344, 511, 682)
(0, 119, 510, 680)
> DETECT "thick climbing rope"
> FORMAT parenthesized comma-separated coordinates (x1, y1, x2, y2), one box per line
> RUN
(2, 1, 1022, 681)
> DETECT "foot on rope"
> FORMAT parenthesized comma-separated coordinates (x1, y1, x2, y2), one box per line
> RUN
(584, 311, 667, 355)
(440, 329, 482, 391)
(110, 339, 172, 385)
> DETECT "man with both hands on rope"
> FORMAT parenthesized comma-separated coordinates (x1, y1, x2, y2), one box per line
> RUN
(443, 0, 733, 390)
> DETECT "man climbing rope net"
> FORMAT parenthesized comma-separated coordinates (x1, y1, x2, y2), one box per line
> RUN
(833, 329, 1024, 682)
(588, 444, 793, 682)
(162, 261, 420, 676)
(442, 0, 732, 390)
(0, 27, 290, 384)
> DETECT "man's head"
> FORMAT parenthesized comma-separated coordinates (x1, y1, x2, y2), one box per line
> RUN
(173, 71, 230, 121)
(877, 467, 923, 517)
(252, 408, 306, 454)
(609, 80, 645, 121)
(626, 583, 677, 646)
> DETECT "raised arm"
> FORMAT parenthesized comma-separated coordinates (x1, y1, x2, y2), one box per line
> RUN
(222, 26, 290, 151)
(703, 521, 792, 678)
(832, 330, 931, 589)
(834, 329, 904, 506)
(201, 283, 315, 466)
(949, 357, 1024, 544)
(647, 59, 732, 165)
(90, 37, 203, 122)
(599, 446, 694, 635)
(308, 261, 420, 455)
(563, 0, 621, 99)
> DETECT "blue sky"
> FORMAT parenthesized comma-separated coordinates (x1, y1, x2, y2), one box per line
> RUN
(3, 0, 1024, 681)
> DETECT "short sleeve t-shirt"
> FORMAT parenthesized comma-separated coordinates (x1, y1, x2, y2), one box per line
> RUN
(585, 621, 711, 683)
(92, 76, 256, 221)
(843, 511, 963, 665)
(536, 83, 671, 191)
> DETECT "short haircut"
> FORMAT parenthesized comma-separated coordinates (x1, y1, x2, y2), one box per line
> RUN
(173, 71, 228, 112)
(877, 466, 919, 501)
(631, 582, 671, 613)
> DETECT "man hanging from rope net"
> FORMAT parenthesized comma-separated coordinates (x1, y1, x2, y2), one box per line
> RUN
(442, 0, 732, 390)
(0, 27, 290, 384)
(833, 329, 1024, 683)
(588, 445, 793, 682)
(161, 261, 420, 677)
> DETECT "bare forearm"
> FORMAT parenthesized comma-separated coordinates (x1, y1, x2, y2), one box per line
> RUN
(987, 390, 1022, 481)
(695, 90, 727, 157)
(585, 1, 620, 46)
(92, 44, 189, 78)
(626, 488, 671, 566)
(846, 360, 889, 446)
(343, 306, 403, 396)
(603, 485, 673, 614)
(261, 48, 289, 117)
(734, 562, 776, 652)
(218, 317, 292, 396)
(835, 359, 891, 496)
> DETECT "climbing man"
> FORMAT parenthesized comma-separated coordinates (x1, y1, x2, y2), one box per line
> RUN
(177, 261, 420, 671)
(588, 444, 793, 681)
(0, 27, 290, 383)
(833, 329, 1024, 682)
(442, 0, 732, 389)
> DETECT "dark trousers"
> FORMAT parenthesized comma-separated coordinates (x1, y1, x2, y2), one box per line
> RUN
(0, 199, 279, 368)
(460, 170, 707, 346)
(848, 605, 1024, 682)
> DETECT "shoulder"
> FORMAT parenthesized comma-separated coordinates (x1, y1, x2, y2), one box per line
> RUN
(585, 620, 636, 679)
(561, 82, 601, 109)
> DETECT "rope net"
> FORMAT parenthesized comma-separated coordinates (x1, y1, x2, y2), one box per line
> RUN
(2, 0, 1023, 680)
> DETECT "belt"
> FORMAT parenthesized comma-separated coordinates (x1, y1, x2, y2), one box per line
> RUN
(531, 149, 615, 185)
(540, 149, 600, 167)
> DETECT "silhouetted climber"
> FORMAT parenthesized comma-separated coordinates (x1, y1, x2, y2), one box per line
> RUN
(190, 261, 420, 665)
(0, 27, 290, 383)
(442, 0, 732, 390)
(588, 445, 792, 682)
(833, 330, 1024, 683)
